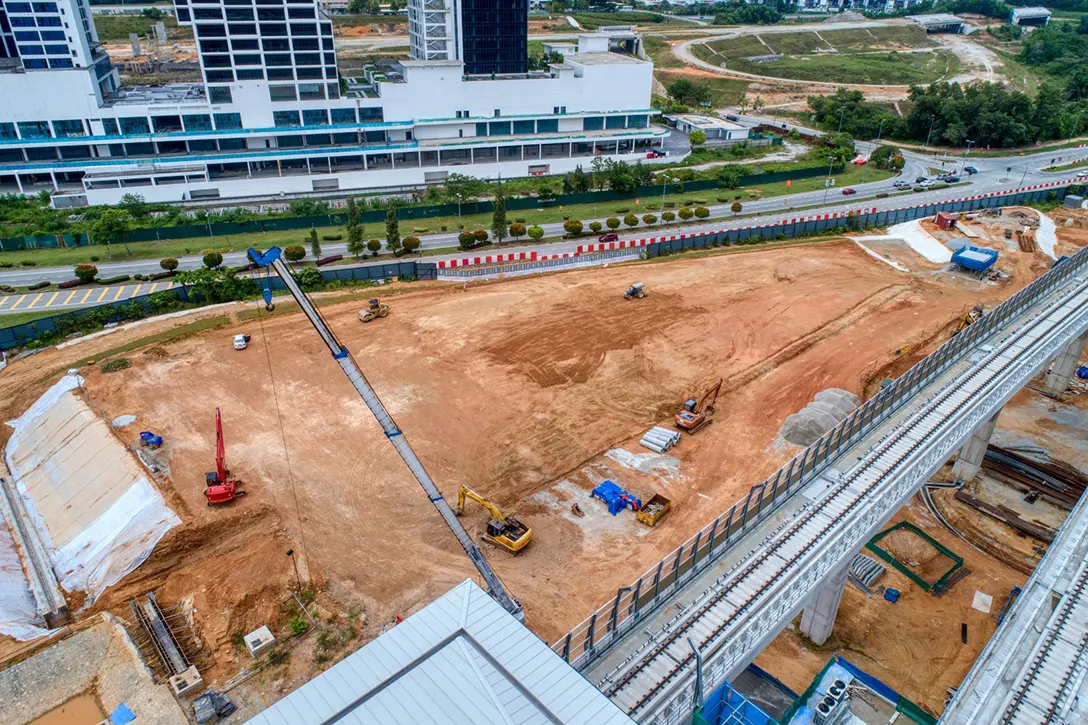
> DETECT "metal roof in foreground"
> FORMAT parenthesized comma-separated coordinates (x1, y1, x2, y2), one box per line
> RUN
(245, 580, 635, 725)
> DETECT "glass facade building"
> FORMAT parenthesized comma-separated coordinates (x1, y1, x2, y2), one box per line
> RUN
(459, 0, 526, 75)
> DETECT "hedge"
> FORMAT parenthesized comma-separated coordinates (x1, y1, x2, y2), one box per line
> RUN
(27, 280, 51, 291)
(316, 254, 343, 267)
(97, 274, 131, 285)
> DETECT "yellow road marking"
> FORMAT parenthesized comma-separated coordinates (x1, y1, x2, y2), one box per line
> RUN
(44, 291, 59, 307)
(63, 291, 76, 305)
(25, 293, 44, 309)
(112, 286, 124, 301)
(96, 288, 108, 302)
(80, 289, 93, 304)
(148, 283, 159, 293)
(0, 296, 11, 310)
(130, 284, 143, 298)
(9, 295, 26, 310)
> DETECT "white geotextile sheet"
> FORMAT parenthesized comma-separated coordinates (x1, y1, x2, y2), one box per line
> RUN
(1, 373, 179, 639)
(0, 523, 52, 641)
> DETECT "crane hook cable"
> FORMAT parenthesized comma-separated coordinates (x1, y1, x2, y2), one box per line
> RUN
(253, 274, 311, 587)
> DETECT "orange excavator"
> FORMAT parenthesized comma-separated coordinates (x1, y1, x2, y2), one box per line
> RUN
(675, 378, 723, 435)
(205, 408, 245, 505)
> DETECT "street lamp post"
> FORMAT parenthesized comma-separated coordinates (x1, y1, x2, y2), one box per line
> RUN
(961, 140, 975, 173)
(837, 107, 846, 134)
(1019, 165, 1029, 188)
(456, 193, 462, 230)
(923, 116, 936, 149)
(822, 157, 835, 204)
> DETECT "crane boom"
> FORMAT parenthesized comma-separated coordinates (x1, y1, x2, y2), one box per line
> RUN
(247, 247, 523, 620)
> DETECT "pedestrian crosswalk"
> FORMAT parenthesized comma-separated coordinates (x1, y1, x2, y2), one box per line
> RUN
(0, 281, 178, 314)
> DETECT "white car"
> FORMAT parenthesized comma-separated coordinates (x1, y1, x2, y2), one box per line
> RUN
(233, 334, 250, 350)
(1077, 170, 1088, 179)
(919, 179, 936, 188)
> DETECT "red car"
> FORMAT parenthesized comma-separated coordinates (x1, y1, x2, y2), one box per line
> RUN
(598, 232, 619, 243)
(841, 188, 857, 195)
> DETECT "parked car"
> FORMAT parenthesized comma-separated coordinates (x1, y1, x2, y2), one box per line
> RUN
(915, 175, 928, 184)
(943, 175, 960, 183)
(646, 150, 667, 159)
(919, 179, 936, 188)
(598, 232, 619, 243)
(963, 166, 978, 175)
(841, 188, 857, 195)
(852, 156, 867, 165)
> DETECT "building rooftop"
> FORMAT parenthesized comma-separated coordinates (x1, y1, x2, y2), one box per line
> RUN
(905, 13, 964, 24)
(244, 580, 635, 725)
(665, 113, 746, 131)
(106, 83, 206, 107)
(566, 51, 645, 66)
(1011, 6, 1051, 16)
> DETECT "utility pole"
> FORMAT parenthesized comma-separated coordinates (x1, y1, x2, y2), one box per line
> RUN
(924, 116, 936, 149)
(961, 140, 975, 174)
(837, 106, 846, 134)
(862, 118, 886, 185)
(822, 156, 835, 205)
(1019, 165, 1029, 188)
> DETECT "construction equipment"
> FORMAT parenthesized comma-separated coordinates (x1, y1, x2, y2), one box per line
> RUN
(675, 377, 723, 435)
(357, 298, 390, 323)
(624, 282, 646, 300)
(247, 246, 523, 621)
(139, 431, 163, 449)
(955, 304, 984, 334)
(636, 493, 672, 527)
(455, 486, 532, 554)
(204, 408, 244, 505)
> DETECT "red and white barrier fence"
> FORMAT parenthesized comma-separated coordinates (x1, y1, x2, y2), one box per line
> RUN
(435, 179, 1078, 271)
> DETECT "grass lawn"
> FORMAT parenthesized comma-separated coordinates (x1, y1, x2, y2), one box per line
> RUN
(704, 35, 773, 60)
(730, 49, 958, 85)
(93, 14, 185, 42)
(643, 36, 688, 68)
(763, 31, 831, 56)
(654, 69, 749, 106)
(1045, 158, 1088, 172)
(0, 166, 893, 269)
(0, 309, 64, 325)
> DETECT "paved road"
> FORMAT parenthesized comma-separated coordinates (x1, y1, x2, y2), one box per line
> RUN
(0, 137, 1083, 297)
(0, 280, 182, 315)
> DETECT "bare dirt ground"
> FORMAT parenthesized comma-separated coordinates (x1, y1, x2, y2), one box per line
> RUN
(0, 235, 1058, 690)
(755, 496, 1027, 717)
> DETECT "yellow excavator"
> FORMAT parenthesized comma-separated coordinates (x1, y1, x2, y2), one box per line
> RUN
(955, 304, 984, 334)
(675, 378, 723, 435)
(455, 486, 532, 554)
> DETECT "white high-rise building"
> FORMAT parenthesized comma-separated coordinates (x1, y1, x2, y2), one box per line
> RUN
(407, 0, 457, 62)
(0, 0, 660, 206)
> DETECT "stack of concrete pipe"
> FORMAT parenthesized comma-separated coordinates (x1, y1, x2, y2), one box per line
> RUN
(640, 426, 682, 453)
(849, 554, 886, 590)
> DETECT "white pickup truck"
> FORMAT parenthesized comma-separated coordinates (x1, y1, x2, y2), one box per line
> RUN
(233, 334, 251, 350)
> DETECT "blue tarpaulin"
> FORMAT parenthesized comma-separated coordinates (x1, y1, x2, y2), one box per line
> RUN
(591, 480, 641, 516)
(110, 704, 136, 725)
(951, 245, 999, 272)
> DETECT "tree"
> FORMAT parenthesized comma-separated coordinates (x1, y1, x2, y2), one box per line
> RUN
(689, 129, 706, 148)
(589, 221, 603, 233)
(491, 185, 507, 244)
(367, 239, 382, 257)
(347, 236, 367, 259)
(474, 229, 488, 243)
(284, 245, 306, 263)
(160, 258, 179, 272)
(509, 222, 526, 240)
(443, 173, 488, 202)
(527, 225, 544, 241)
(458, 230, 476, 249)
(753, 96, 765, 114)
(402, 236, 421, 254)
(623, 213, 639, 229)
(642, 213, 657, 225)
(202, 249, 223, 269)
(176, 268, 258, 304)
(74, 264, 97, 282)
(563, 219, 583, 235)
(606, 216, 621, 230)
(662, 210, 676, 222)
(731, 201, 743, 216)
(678, 207, 694, 221)
(309, 228, 321, 260)
(716, 164, 744, 190)
(668, 78, 710, 107)
(119, 193, 149, 219)
(385, 206, 401, 255)
(694, 207, 710, 219)
(347, 0, 380, 12)
(294, 266, 324, 289)
(91, 209, 131, 258)
(346, 197, 363, 251)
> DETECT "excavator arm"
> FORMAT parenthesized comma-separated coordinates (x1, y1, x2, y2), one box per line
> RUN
(457, 486, 508, 524)
(697, 378, 723, 414)
(247, 247, 523, 621)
